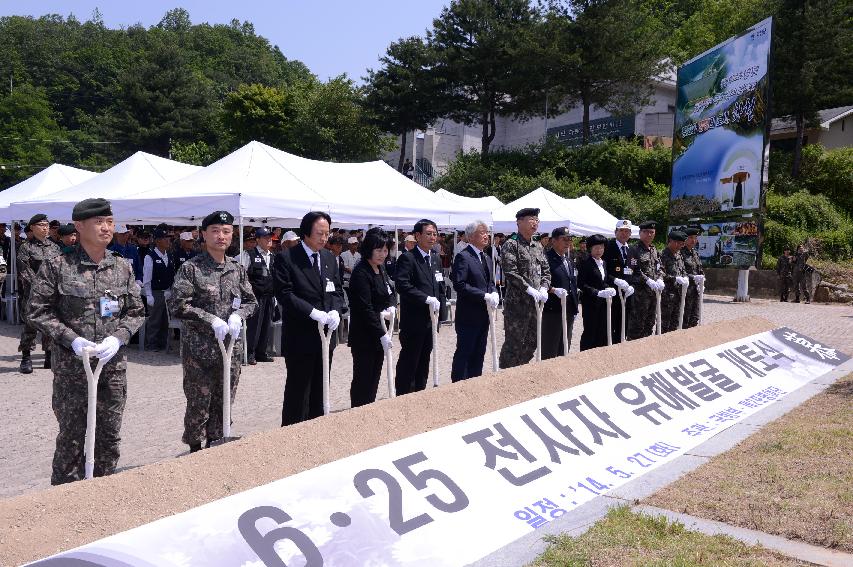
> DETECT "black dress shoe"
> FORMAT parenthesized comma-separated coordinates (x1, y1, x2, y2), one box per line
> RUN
(255, 355, 274, 362)
(189, 443, 202, 453)
(248, 356, 257, 365)
(20, 357, 33, 374)
(44, 352, 52, 369)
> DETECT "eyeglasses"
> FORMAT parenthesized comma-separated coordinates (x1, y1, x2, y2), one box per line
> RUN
(32, 222, 50, 228)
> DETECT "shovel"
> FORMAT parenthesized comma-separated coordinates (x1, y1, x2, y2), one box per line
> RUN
(488, 302, 499, 371)
(698, 278, 705, 325)
(605, 294, 613, 346)
(654, 288, 662, 335)
(317, 320, 334, 414)
(560, 294, 569, 357)
(80, 347, 106, 480)
(429, 308, 439, 387)
(381, 311, 396, 398)
(677, 279, 689, 330)
(534, 297, 545, 362)
(216, 335, 236, 439)
(619, 287, 627, 343)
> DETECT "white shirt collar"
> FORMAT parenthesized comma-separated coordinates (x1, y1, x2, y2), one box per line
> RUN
(417, 246, 431, 260)
(256, 245, 271, 256)
(468, 243, 484, 256)
(154, 247, 169, 262)
(301, 241, 319, 260)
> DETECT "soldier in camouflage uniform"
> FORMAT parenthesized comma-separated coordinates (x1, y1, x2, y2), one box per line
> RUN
(17, 213, 62, 373)
(626, 220, 664, 340)
(792, 245, 811, 304)
(681, 227, 705, 328)
(660, 230, 689, 333)
(28, 199, 145, 485)
(775, 247, 793, 302)
(499, 207, 551, 369)
(168, 211, 257, 452)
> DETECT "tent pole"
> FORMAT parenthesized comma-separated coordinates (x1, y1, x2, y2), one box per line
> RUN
(239, 216, 247, 366)
(8, 220, 17, 324)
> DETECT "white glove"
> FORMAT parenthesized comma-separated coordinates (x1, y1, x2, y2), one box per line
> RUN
(676, 276, 690, 286)
(645, 277, 657, 290)
(656, 279, 665, 291)
(380, 334, 393, 351)
(484, 292, 499, 309)
(227, 313, 242, 337)
(553, 287, 568, 299)
(72, 337, 97, 357)
(613, 278, 629, 290)
(95, 336, 122, 363)
(538, 287, 549, 302)
(425, 296, 440, 312)
(693, 274, 705, 284)
(597, 288, 617, 298)
(625, 285, 635, 298)
(135, 280, 143, 289)
(326, 310, 341, 331)
(381, 306, 397, 321)
(163, 290, 172, 300)
(146, 294, 155, 307)
(526, 286, 539, 300)
(309, 308, 327, 323)
(211, 317, 229, 341)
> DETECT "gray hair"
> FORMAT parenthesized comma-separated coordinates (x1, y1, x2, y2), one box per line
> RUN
(464, 220, 489, 239)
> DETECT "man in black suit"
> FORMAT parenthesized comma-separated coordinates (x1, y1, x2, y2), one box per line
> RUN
(602, 219, 635, 344)
(273, 211, 344, 426)
(450, 220, 498, 381)
(542, 226, 579, 359)
(394, 219, 446, 394)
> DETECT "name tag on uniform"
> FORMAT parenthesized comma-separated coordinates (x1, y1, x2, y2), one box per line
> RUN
(325, 279, 336, 292)
(386, 284, 393, 295)
(99, 296, 119, 318)
(624, 267, 633, 276)
(435, 272, 444, 282)
(254, 257, 262, 263)
(155, 259, 163, 264)
(232, 297, 241, 309)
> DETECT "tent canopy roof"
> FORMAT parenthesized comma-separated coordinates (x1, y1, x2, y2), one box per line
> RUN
(0, 164, 97, 210)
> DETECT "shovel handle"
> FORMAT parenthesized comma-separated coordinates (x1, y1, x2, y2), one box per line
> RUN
(381, 314, 396, 398)
(619, 288, 627, 343)
(534, 300, 545, 362)
(429, 309, 439, 387)
(605, 294, 613, 346)
(80, 347, 105, 480)
(217, 336, 235, 438)
(559, 295, 569, 357)
(317, 321, 333, 415)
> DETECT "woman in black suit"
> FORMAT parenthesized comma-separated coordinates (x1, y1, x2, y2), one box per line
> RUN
(348, 228, 395, 407)
(578, 234, 617, 351)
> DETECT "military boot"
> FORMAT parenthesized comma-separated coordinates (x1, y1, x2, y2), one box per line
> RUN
(19, 351, 33, 374)
(189, 443, 202, 453)
(44, 350, 52, 369)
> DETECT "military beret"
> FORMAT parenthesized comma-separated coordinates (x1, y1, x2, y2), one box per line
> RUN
(72, 198, 112, 221)
(201, 210, 234, 230)
(586, 233, 608, 247)
(57, 223, 76, 237)
(254, 226, 272, 238)
(515, 207, 540, 219)
(49, 219, 60, 228)
(668, 230, 687, 242)
(551, 226, 571, 239)
(27, 214, 48, 228)
(638, 220, 657, 230)
(684, 227, 701, 236)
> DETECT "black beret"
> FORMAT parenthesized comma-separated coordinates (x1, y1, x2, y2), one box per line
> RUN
(137, 230, 151, 238)
(254, 226, 272, 238)
(201, 210, 234, 230)
(57, 223, 76, 237)
(49, 219, 60, 228)
(586, 233, 608, 247)
(516, 207, 540, 219)
(27, 214, 48, 228)
(684, 227, 701, 236)
(551, 226, 571, 239)
(638, 220, 657, 230)
(668, 230, 687, 242)
(72, 198, 112, 221)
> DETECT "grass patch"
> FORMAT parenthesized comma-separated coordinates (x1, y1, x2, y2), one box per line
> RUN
(645, 374, 853, 552)
(530, 505, 807, 566)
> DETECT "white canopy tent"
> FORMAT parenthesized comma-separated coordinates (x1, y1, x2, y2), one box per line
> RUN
(112, 141, 491, 227)
(8, 152, 200, 223)
(0, 164, 97, 211)
(491, 187, 638, 237)
(433, 188, 504, 213)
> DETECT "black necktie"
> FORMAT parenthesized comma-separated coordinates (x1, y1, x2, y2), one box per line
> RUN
(311, 252, 319, 275)
(621, 245, 627, 264)
(424, 253, 430, 265)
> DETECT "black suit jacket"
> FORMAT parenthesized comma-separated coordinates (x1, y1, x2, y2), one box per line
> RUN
(451, 245, 495, 327)
(395, 247, 446, 331)
(544, 248, 579, 315)
(578, 256, 609, 311)
(602, 239, 630, 284)
(273, 244, 344, 352)
(347, 260, 393, 349)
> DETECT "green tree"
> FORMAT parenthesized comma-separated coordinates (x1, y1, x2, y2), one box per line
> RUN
(221, 83, 295, 150)
(539, 0, 670, 144)
(0, 85, 64, 187)
(427, 0, 540, 158)
(364, 37, 443, 171)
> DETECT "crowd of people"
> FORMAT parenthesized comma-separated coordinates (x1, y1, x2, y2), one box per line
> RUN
(12, 198, 712, 486)
(775, 245, 814, 303)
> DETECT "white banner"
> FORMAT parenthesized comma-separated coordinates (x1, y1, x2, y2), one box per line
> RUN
(30, 327, 848, 567)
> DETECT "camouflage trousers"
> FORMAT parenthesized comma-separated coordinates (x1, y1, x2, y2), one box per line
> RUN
(51, 368, 127, 485)
(683, 285, 700, 328)
(499, 303, 538, 369)
(181, 336, 243, 446)
(18, 294, 51, 354)
(793, 273, 811, 302)
(627, 287, 657, 340)
(660, 290, 683, 333)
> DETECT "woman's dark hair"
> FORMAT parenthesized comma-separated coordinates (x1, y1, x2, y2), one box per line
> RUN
(360, 227, 389, 258)
(299, 211, 332, 239)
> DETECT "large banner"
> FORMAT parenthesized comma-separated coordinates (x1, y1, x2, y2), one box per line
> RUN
(669, 17, 772, 269)
(31, 327, 847, 567)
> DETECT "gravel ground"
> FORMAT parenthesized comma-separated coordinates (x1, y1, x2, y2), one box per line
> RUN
(1, 295, 851, 500)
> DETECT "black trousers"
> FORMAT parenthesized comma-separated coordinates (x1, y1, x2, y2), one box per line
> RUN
(450, 320, 488, 381)
(247, 294, 274, 358)
(541, 310, 574, 359)
(395, 321, 433, 395)
(350, 344, 385, 407)
(281, 338, 336, 426)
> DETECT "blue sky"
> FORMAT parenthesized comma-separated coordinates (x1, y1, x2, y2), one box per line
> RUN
(0, 1, 449, 82)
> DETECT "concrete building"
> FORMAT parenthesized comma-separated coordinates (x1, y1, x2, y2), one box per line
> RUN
(770, 105, 853, 151)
